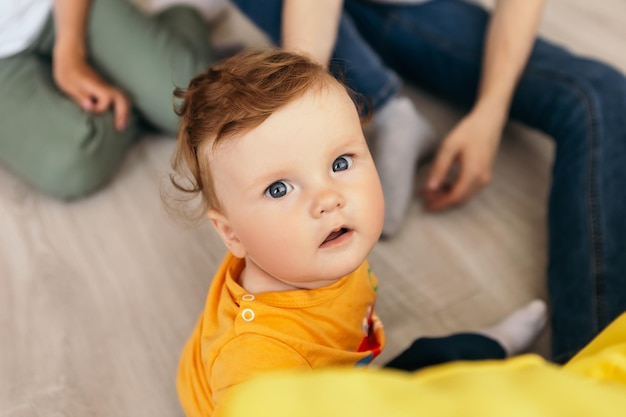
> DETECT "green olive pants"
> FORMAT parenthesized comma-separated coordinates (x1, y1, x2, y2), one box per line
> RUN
(0, 0, 213, 199)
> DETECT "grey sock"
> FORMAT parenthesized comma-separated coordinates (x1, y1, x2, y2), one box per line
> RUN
(373, 96, 437, 237)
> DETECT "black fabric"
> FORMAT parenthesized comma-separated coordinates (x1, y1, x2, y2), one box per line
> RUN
(384, 333, 506, 372)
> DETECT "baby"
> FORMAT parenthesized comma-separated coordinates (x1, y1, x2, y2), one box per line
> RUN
(170, 49, 547, 417)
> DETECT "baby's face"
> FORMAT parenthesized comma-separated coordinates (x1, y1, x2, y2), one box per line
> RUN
(209, 82, 384, 289)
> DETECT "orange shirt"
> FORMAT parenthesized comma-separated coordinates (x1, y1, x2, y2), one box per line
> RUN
(177, 252, 385, 417)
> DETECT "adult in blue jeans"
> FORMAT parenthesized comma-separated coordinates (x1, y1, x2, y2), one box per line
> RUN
(231, 0, 626, 364)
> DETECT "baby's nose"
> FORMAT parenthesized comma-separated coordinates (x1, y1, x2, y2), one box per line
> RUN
(311, 188, 346, 217)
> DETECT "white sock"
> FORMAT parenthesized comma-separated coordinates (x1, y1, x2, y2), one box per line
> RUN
(476, 299, 548, 357)
(373, 96, 437, 238)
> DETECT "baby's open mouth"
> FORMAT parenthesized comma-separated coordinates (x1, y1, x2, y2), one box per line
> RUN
(322, 227, 350, 245)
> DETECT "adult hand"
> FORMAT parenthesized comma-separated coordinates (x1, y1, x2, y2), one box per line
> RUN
(421, 0, 544, 212)
(422, 109, 502, 212)
(53, 45, 130, 132)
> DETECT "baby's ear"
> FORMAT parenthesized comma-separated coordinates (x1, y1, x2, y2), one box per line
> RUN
(207, 209, 247, 258)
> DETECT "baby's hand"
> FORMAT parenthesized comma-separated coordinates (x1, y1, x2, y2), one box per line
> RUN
(52, 46, 129, 132)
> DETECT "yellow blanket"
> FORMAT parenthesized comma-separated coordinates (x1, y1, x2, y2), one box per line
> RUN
(219, 312, 626, 417)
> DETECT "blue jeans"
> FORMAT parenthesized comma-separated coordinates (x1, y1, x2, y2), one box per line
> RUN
(231, 0, 400, 112)
(232, 0, 626, 363)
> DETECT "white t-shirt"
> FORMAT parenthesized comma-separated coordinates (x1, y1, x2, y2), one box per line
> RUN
(0, 0, 53, 58)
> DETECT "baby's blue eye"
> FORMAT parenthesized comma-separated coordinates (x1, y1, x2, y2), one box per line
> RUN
(333, 155, 353, 172)
(265, 181, 293, 198)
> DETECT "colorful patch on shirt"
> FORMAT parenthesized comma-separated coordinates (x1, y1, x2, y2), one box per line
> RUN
(357, 304, 382, 363)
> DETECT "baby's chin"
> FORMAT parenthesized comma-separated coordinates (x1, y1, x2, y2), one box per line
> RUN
(276, 245, 372, 289)
(290, 265, 362, 289)
(321, 258, 366, 283)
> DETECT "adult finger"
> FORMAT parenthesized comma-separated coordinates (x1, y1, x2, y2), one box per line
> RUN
(62, 85, 95, 111)
(111, 90, 130, 132)
(89, 85, 114, 113)
(426, 143, 457, 192)
(425, 166, 476, 211)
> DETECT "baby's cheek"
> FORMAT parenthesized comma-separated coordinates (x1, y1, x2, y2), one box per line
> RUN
(366, 194, 385, 237)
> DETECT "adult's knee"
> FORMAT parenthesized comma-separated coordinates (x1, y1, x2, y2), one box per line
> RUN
(34, 115, 138, 199)
(157, 5, 212, 54)
(575, 59, 626, 98)
(559, 59, 626, 129)
(561, 60, 626, 146)
(517, 58, 626, 145)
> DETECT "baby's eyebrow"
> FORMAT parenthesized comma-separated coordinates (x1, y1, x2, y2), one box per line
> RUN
(332, 135, 369, 153)
(245, 170, 287, 194)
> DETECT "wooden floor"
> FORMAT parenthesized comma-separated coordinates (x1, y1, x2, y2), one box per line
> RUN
(2, 1, 625, 415)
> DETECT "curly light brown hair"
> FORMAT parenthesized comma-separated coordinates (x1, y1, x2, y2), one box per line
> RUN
(168, 49, 365, 221)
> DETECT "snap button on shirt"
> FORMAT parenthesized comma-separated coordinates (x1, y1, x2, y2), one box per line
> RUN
(241, 308, 255, 322)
